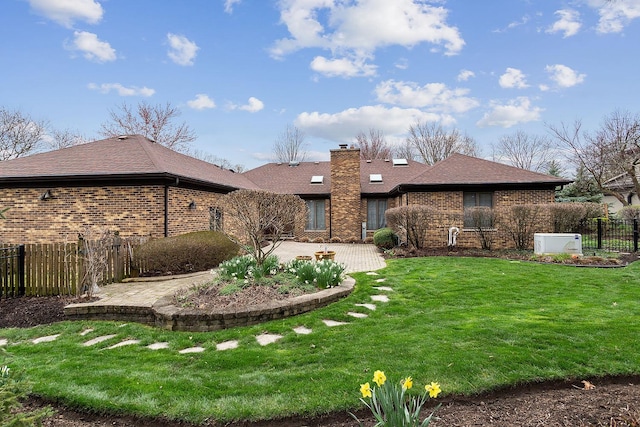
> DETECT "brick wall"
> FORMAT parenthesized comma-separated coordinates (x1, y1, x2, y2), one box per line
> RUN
(330, 146, 361, 241)
(0, 185, 227, 244)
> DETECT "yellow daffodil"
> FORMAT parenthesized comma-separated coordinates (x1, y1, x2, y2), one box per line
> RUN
(373, 370, 386, 387)
(360, 382, 372, 398)
(402, 376, 413, 390)
(425, 381, 441, 398)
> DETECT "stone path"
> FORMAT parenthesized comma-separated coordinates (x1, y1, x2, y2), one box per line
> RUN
(1, 270, 394, 355)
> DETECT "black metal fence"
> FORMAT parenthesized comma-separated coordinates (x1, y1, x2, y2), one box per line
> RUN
(0, 245, 25, 298)
(581, 218, 639, 253)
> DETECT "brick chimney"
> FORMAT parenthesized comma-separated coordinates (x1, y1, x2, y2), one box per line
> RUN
(330, 144, 361, 241)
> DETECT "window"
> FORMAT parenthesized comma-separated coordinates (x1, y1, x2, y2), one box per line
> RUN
(209, 207, 223, 231)
(306, 200, 325, 230)
(463, 192, 493, 228)
(367, 199, 387, 230)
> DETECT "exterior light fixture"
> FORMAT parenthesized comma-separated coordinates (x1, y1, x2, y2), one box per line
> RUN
(40, 190, 52, 200)
(188, 201, 197, 210)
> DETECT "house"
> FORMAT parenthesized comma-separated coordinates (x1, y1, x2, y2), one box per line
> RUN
(602, 172, 640, 214)
(0, 136, 571, 248)
(0, 135, 257, 243)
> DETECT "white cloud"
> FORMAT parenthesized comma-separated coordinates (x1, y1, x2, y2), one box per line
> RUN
(499, 68, 528, 89)
(229, 97, 264, 113)
(187, 94, 216, 110)
(545, 64, 586, 88)
(87, 83, 155, 97)
(546, 9, 581, 38)
(394, 58, 409, 70)
(270, 0, 464, 78)
(375, 79, 479, 113)
(477, 97, 543, 128)
(224, 0, 241, 14)
(167, 33, 199, 66)
(493, 15, 530, 33)
(67, 31, 115, 62)
(457, 69, 475, 81)
(590, 0, 640, 33)
(310, 55, 377, 78)
(28, 0, 103, 28)
(296, 104, 449, 143)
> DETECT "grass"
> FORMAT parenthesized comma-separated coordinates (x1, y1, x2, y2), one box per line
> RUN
(1, 257, 640, 423)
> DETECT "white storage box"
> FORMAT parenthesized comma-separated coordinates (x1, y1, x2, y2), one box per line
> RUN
(534, 233, 582, 255)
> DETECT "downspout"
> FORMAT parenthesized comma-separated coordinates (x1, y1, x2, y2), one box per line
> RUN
(328, 197, 332, 239)
(164, 184, 169, 237)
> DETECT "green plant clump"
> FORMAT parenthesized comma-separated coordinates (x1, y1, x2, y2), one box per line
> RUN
(373, 228, 396, 250)
(0, 365, 54, 425)
(134, 231, 239, 275)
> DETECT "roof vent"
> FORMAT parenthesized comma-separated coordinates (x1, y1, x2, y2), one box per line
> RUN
(392, 158, 408, 166)
(366, 159, 372, 163)
(384, 158, 390, 162)
(289, 161, 300, 167)
(369, 173, 383, 183)
(117, 135, 128, 140)
(311, 175, 324, 184)
(339, 144, 348, 149)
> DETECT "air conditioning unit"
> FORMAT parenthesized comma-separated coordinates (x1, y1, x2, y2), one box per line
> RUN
(534, 233, 582, 255)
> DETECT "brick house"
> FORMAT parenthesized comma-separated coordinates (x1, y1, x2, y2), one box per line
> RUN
(0, 135, 258, 242)
(0, 136, 570, 247)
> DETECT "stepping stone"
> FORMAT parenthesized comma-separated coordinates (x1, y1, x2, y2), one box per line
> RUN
(347, 312, 368, 319)
(374, 286, 394, 292)
(79, 328, 94, 336)
(106, 339, 140, 349)
(375, 278, 387, 282)
(355, 303, 376, 311)
(147, 342, 169, 350)
(322, 319, 349, 327)
(371, 295, 390, 303)
(256, 333, 283, 346)
(293, 326, 313, 335)
(118, 324, 128, 328)
(366, 272, 379, 276)
(32, 334, 60, 344)
(83, 334, 117, 347)
(0, 339, 7, 346)
(216, 340, 239, 351)
(179, 346, 205, 354)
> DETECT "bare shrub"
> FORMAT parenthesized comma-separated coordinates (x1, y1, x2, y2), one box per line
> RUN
(546, 202, 606, 232)
(222, 189, 307, 266)
(386, 205, 439, 249)
(78, 227, 113, 297)
(496, 205, 541, 250)
(619, 205, 640, 220)
(329, 237, 343, 243)
(464, 207, 496, 250)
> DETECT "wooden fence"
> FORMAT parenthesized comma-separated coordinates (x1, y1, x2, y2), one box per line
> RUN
(0, 240, 136, 298)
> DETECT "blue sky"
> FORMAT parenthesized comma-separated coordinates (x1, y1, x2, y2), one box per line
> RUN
(2, 0, 639, 171)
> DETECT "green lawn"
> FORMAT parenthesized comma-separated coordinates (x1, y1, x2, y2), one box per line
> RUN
(1, 257, 639, 423)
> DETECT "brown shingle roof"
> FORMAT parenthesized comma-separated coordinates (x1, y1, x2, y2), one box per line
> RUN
(0, 135, 258, 190)
(243, 161, 332, 196)
(360, 159, 430, 194)
(406, 153, 571, 188)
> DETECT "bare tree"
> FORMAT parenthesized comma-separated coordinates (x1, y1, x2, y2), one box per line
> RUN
(392, 140, 416, 161)
(222, 190, 307, 266)
(273, 124, 307, 163)
(0, 107, 48, 160)
(190, 149, 245, 173)
(356, 128, 392, 160)
(47, 128, 87, 150)
(491, 130, 556, 172)
(100, 102, 196, 152)
(548, 110, 640, 206)
(406, 121, 478, 165)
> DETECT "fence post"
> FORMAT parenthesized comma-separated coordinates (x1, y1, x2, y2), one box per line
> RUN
(597, 218, 603, 250)
(17, 245, 25, 296)
(634, 218, 638, 253)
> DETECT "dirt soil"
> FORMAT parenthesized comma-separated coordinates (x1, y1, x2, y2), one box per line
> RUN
(3, 250, 640, 426)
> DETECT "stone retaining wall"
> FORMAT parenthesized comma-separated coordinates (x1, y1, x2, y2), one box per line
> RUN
(65, 277, 355, 332)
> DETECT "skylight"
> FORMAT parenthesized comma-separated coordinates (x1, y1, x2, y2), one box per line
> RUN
(392, 158, 408, 166)
(311, 175, 324, 184)
(369, 174, 383, 183)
